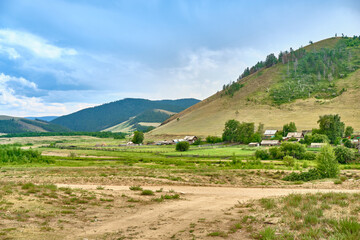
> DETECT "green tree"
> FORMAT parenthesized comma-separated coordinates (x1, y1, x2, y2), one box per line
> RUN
(265, 53, 278, 68)
(176, 141, 190, 151)
(132, 131, 144, 144)
(317, 114, 345, 144)
(238, 122, 255, 144)
(334, 146, 355, 164)
(222, 120, 241, 142)
(283, 122, 297, 136)
(279, 142, 306, 159)
(344, 126, 354, 137)
(316, 145, 339, 178)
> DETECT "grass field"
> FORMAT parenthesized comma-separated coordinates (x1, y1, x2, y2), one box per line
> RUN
(1, 135, 360, 239)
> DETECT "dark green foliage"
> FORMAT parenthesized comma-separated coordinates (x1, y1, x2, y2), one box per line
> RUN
(222, 120, 255, 144)
(255, 149, 270, 160)
(345, 126, 354, 137)
(317, 114, 345, 144)
(303, 151, 316, 160)
(342, 138, 353, 148)
(283, 168, 322, 182)
(283, 122, 297, 136)
(0, 118, 70, 134)
(132, 131, 144, 144)
(334, 146, 355, 164)
(269, 147, 284, 159)
(175, 141, 190, 152)
(206, 136, 222, 144)
(251, 133, 262, 143)
(280, 142, 306, 159)
(0, 145, 50, 164)
(265, 53, 278, 68)
(271, 40, 358, 104)
(303, 133, 330, 145)
(222, 120, 240, 142)
(222, 82, 244, 97)
(316, 145, 339, 178)
(192, 138, 202, 145)
(1, 131, 126, 139)
(343, 35, 360, 47)
(51, 98, 200, 131)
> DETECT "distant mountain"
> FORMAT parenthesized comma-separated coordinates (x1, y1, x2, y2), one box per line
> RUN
(51, 98, 200, 132)
(0, 115, 71, 134)
(26, 116, 58, 122)
(104, 109, 176, 133)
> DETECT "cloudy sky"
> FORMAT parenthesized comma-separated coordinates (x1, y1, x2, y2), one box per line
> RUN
(0, 0, 359, 117)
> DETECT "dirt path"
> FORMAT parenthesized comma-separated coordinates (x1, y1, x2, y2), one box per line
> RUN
(56, 184, 360, 239)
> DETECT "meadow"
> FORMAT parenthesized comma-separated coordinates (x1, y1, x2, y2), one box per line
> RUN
(1, 135, 360, 239)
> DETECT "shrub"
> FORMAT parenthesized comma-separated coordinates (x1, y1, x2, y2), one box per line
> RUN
(334, 146, 355, 164)
(269, 147, 284, 159)
(342, 138, 353, 148)
(279, 142, 306, 159)
(283, 156, 295, 167)
(141, 189, 154, 196)
(176, 141, 190, 152)
(316, 145, 339, 178)
(206, 136, 222, 144)
(283, 168, 322, 182)
(255, 149, 269, 160)
(192, 138, 202, 145)
(303, 151, 316, 160)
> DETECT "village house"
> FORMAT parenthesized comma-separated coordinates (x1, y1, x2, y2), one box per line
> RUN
(248, 142, 260, 147)
(310, 143, 327, 148)
(183, 136, 198, 144)
(261, 140, 280, 146)
(286, 132, 304, 141)
(264, 130, 278, 139)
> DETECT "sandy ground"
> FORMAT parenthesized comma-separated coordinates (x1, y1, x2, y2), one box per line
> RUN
(57, 184, 360, 239)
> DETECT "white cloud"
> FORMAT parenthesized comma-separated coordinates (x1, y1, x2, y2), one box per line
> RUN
(0, 45, 21, 59)
(0, 29, 77, 59)
(0, 73, 68, 116)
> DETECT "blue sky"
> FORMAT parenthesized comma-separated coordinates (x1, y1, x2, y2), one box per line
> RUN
(0, 0, 359, 117)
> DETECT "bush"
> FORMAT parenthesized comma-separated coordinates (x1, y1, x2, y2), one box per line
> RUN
(206, 136, 222, 144)
(175, 141, 190, 152)
(283, 156, 295, 167)
(334, 146, 355, 164)
(280, 142, 306, 159)
(269, 147, 284, 159)
(342, 138, 353, 148)
(316, 145, 339, 178)
(255, 149, 269, 160)
(192, 138, 202, 145)
(303, 151, 316, 160)
(283, 168, 322, 182)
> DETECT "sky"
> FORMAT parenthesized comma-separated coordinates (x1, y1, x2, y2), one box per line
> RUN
(0, 0, 359, 117)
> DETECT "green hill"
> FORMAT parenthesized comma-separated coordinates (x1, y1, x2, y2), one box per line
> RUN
(51, 98, 200, 132)
(147, 36, 360, 139)
(0, 116, 71, 134)
(104, 109, 176, 133)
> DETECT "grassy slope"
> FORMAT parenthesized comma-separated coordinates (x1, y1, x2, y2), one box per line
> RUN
(148, 38, 360, 139)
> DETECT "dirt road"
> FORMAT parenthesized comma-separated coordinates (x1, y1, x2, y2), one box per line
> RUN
(56, 184, 360, 239)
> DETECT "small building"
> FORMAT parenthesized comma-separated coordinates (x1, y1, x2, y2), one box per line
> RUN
(261, 140, 280, 146)
(184, 136, 198, 144)
(248, 142, 260, 147)
(286, 132, 304, 141)
(310, 143, 327, 148)
(264, 130, 278, 139)
(126, 141, 134, 145)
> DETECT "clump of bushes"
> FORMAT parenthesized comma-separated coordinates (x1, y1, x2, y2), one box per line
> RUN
(334, 146, 355, 164)
(256, 142, 311, 160)
(175, 141, 190, 152)
(206, 136, 222, 144)
(255, 149, 270, 160)
(283, 145, 339, 182)
(0, 145, 51, 164)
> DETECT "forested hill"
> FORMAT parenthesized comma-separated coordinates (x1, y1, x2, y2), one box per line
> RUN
(0, 116, 71, 134)
(148, 36, 360, 139)
(51, 98, 200, 132)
